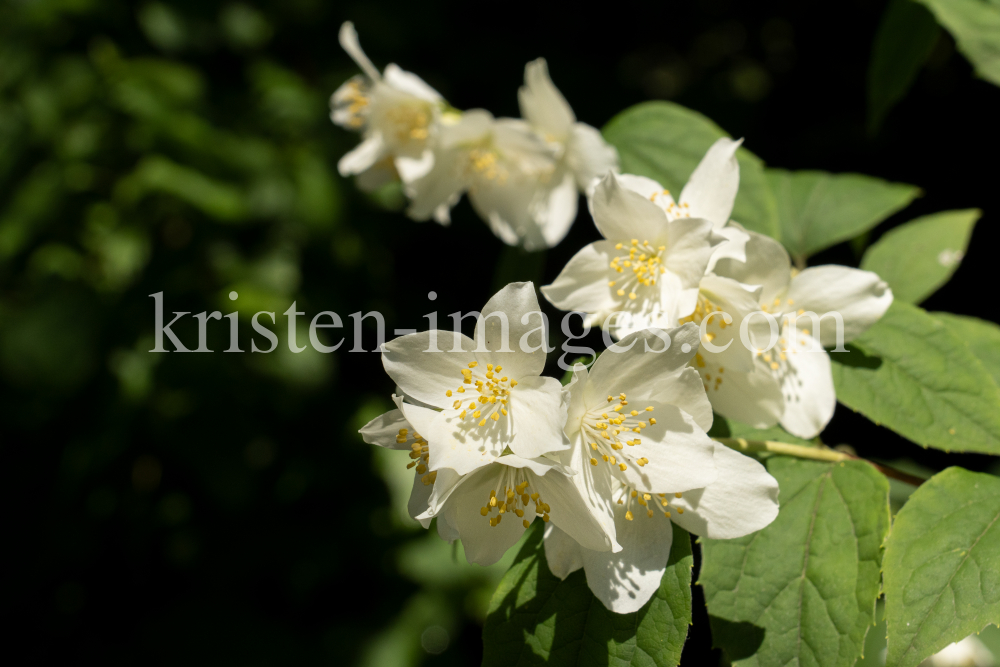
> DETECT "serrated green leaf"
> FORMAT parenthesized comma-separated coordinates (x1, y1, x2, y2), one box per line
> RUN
(915, 0, 1000, 87)
(868, 0, 941, 134)
(933, 312, 1000, 387)
(765, 168, 919, 263)
(482, 521, 693, 667)
(860, 209, 980, 304)
(700, 458, 890, 667)
(602, 101, 780, 239)
(830, 301, 1000, 454)
(884, 467, 1000, 667)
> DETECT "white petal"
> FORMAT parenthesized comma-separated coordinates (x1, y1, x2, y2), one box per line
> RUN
(697, 274, 764, 374)
(777, 328, 836, 439)
(541, 240, 620, 315)
(408, 469, 435, 527)
(649, 367, 714, 433)
(560, 427, 620, 550)
(506, 376, 571, 459)
(701, 355, 783, 429)
(663, 216, 718, 290)
(583, 324, 701, 406)
(543, 523, 584, 579)
(442, 465, 528, 566)
(354, 158, 397, 192)
(786, 266, 893, 346)
(532, 467, 614, 552)
(706, 223, 751, 272)
(401, 402, 498, 476)
(382, 63, 442, 102)
(536, 173, 579, 248)
(338, 133, 386, 176)
(668, 442, 779, 538)
(614, 402, 717, 493)
(679, 137, 742, 229)
(359, 406, 409, 450)
(405, 147, 465, 221)
(566, 123, 619, 190)
(474, 282, 548, 379)
(338, 22, 381, 81)
(394, 150, 434, 184)
(580, 503, 674, 613)
(713, 229, 792, 306)
(382, 330, 476, 408)
(518, 58, 575, 139)
(591, 172, 670, 243)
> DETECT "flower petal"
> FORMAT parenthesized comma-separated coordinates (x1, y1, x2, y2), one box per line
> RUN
(786, 266, 893, 346)
(706, 222, 750, 272)
(649, 367, 714, 433)
(713, 229, 791, 306)
(518, 58, 575, 140)
(441, 465, 528, 566)
(700, 355, 783, 429)
(359, 405, 410, 450)
(474, 282, 548, 380)
(536, 173, 579, 249)
(382, 63, 442, 102)
(580, 503, 674, 613)
(507, 376, 571, 459)
(591, 172, 670, 243)
(541, 240, 620, 315)
(543, 523, 585, 579)
(777, 328, 836, 439)
(382, 331, 476, 408)
(338, 133, 386, 176)
(664, 216, 718, 290)
(400, 401, 498, 476)
(668, 442, 779, 538)
(566, 123, 619, 191)
(679, 137, 742, 229)
(338, 21, 381, 81)
(697, 274, 764, 374)
(531, 467, 614, 552)
(408, 469, 435, 528)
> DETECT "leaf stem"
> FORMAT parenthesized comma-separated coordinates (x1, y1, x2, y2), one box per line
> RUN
(713, 437, 926, 486)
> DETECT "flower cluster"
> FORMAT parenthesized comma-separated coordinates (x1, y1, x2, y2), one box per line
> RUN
(356, 110, 893, 614)
(331, 22, 619, 250)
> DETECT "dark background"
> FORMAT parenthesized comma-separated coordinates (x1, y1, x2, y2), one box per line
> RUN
(1, 0, 997, 664)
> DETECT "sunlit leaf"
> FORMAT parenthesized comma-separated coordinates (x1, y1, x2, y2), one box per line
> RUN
(916, 0, 1000, 87)
(932, 312, 1000, 387)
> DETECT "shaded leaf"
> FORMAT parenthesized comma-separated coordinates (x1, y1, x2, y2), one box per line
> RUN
(765, 168, 919, 262)
(884, 467, 1000, 667)
(700, 458, 890, 667)
(830, 301, 1000, 454)
(860, 209, 979, 304)
(603, 101, 780, 239)
(482, 521, 692, 667)
(932, 312, 1000, 387)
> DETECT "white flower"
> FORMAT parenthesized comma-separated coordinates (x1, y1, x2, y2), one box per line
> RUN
(331, 22, 446, 191)
(381, 282, 569, 472)
(416, 449, 613, 566)
(555, 324, 718, 548)
(518, 59, 619, 195)
(540, 164, 724, 338)
(544, 438, 778, 613)
(926, 635, 995, 667)
(405, 110, 573, 248)
(710, 229, 894, 438)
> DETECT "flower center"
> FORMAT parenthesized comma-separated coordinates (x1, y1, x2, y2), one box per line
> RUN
(614, 483, 685, 521)
(336, 80, 369, 129)
(466, 148, 509, 184)
(607, 239, 667, 301)
(385, 104, 430, 142)
(581, 392, 655, 472)
(444, 361, 518, 428)
(397, 427, 436, 487)
(479, 468, 550, 529)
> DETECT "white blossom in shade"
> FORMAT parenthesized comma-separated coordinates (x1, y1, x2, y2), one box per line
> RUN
(405, 109, 577, 249)
(925, 636, 995, 667)
(415, 450, 613, 566)
(553, 324, 718, 557)
(518, 58, 619, 196)
(330, 22, 447, 191)
(710, 229, 894, 438)
(540, 169, 722, 339)
(544, 439, 779, 614)
(381, 282, 569, 473)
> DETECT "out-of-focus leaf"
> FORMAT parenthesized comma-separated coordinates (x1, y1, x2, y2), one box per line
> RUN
(860, 209, 979, 304)
(883, 467, 1000, 667)
(831, 301, 1000, 454)
(766, 168, 919, 263)
(933, 312, 1000, 387)
(700, 458, 890, 667)
(0, 162, 63, 258)
(916, 0, 1000, 87)
(137, 3, 187, 53)
(868, 0, 941, 133)
(483, 521, 693, 667)
(220, 3, 273, 49)
(116, 155, 248, 221)
(602, 101, 780, 239)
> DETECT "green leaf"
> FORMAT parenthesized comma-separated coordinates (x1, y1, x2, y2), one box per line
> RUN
(860, 209, 980, 304)
(915, 0, 1000, 87)
(602, 101, 780, 239)
(708, 415, 815, 446)
(932, 312, 1000, 387)
(115, 155, 248, 222)
(482, 521, 693, 667)
(700, 458, 890, 667)
(868, 0, 941, 134)
(764, 168, 919, 263)
(883, 467, 1000, 667)
(830, 301, 1000, 454)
